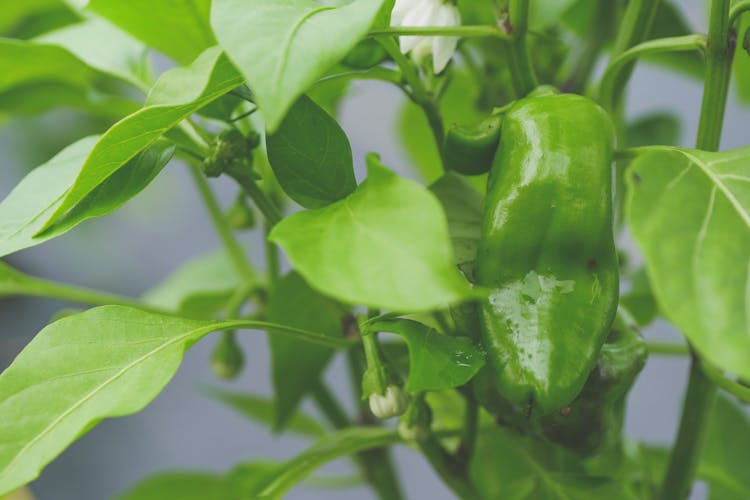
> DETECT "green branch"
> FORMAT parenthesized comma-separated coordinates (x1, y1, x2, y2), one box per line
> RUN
(188, 165, 256, 283)
(700, 362, 750, 404)
(4, 276, 169, 315)
(730, 0, 750, 27)
(660, 1, 733, 498)
(369, 25, 509, 39)
(648, 342, 690, 357)
(607, 0, 662, 109)
(506, 0, 538, 96)
(598, 35, 707, 111)
(375, 36, 446, 171)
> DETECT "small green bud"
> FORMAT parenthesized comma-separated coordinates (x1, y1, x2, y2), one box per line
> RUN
(226, 193, 256, 230)
(202, 129, 259, 179)
(211, 331, 244, 379)
(369, 385, 409, 419)
(398, 397, 432, 442)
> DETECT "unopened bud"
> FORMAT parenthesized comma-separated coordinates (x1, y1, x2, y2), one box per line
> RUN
(369, 385, 409, 419)
(211, 331, 244, 379)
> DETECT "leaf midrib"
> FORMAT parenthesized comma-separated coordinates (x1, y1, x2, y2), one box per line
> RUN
(0, 323, 214, 481)
(272, 5, 334, 104)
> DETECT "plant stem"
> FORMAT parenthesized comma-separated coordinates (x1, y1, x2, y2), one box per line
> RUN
(188, 166, 256, 283)
(701, 362, 750, 403)
(312, 381, 405, 500)
(561, 0, 610, 92)
(312, 381, 352, 429)
(598, 35, 707, 111)
(506, 0, 538, 96)
(231, 174, 283, 227)
(648, 342, 690, 357)
(264, 222, 280, 285)
(660, 1, 733, 498)
(608, 0, 662, 107)
(454, 395, 478, 466)
(658, 360, 718, 499)
(730, 0, 750, 26)
(375, 36, 446, 171)
(12, 276, 168, 314)
(369, 25, 510, 39)
(696, 0, 735, 151)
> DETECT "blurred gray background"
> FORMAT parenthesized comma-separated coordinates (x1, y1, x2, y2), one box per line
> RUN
(1, 1, 746, 498)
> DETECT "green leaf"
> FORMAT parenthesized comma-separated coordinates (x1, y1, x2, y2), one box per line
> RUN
(211, 0, 386, 132)
(529, 0, 577, 30)
(702, 396, 750, 499)
(251, 427, 401, 499)
(626, 146, 750, 379)
(38, 46, 244, 233)
(267, 272, 344, 430)
(0, 305, 352, 495)
(0, 37, 94, 93)
(35, 17, 151, 90)
(368, 319, 485, 392)
(0, 138, 174, 258)
(429, 173, 483, 273)
(87, 0, 215, 65)
(470, 427, 636, 499)
(203, 388, 326, 437)
(114, 472, 226, 500)
(266, 95, 356, 208)
(0, 81, 139, 118)
(270, 155, 477, 312)
(620, 269, 658, 328)
(0, 0, 78, 37)
(142, 252, 245, 319)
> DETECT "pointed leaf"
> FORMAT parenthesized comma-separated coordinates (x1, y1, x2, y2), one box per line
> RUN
(36, 17, 151, 89)
(368, 319, 484, 391)
(0, 306, 352, 495)
(114, 472, 226, 500)
(267, 272, 343, 430)
(266, 95, 356, 208)
(626, 146, 750, 379)
(471, 427, 637, 499)
(39, 46, 244, 232)
(0, 38, 93, 92)
(0, 138, 174, 257)
(269, 155, 477, 312)
(87, 0, 215, 65)
(211, 0, 386, 132)
(430, 173, 483, 272)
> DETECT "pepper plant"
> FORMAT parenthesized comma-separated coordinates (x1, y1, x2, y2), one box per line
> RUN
(0, 0, 749, 499)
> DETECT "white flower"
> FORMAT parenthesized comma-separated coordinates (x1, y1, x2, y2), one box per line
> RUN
(369, 385, 409, 419)
(391, 0, 461, 74)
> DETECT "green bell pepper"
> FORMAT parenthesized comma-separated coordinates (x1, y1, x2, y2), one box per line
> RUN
(540, 308, 647, 455)
(476, 93, 619, 415)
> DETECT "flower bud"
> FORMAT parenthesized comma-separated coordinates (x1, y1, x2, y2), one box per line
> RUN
(398, 397, 432, 442)
(211, 331, 244, 379)
(369, 385, 409, 419)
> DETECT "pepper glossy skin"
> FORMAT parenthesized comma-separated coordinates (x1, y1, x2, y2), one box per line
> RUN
(476, 93, 618, 415)
(540, 308, 647, 455)
(443, 114, 502, 176)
